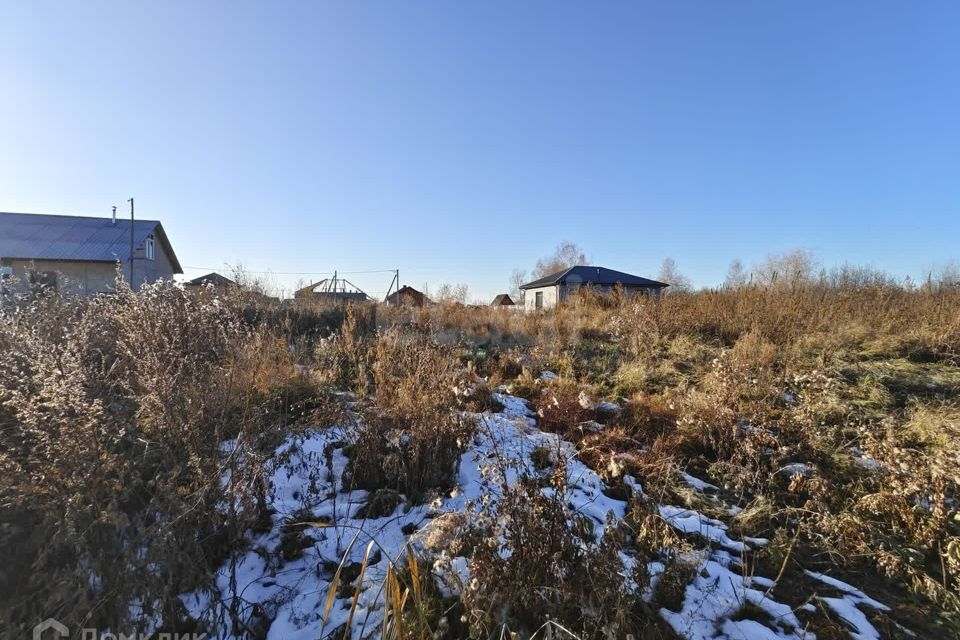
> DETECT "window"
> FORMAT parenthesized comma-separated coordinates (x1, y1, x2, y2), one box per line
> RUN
(145, 236, 155, 260)
(29, 270, 57, 293)
(535, 291, 544, 309)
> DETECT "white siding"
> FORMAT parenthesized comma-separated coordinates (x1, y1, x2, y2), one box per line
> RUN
(522, 283, 662, 310)
(523, 285, 559, 311)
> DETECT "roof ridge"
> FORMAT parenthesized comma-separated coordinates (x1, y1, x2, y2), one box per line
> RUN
(558, 265, 579, 279)
(0, 211, 163, 224)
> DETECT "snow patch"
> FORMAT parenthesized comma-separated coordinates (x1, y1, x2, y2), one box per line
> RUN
(682, 472, 720, 492)
(805, 571, 890, 640)
(659, 505, 753, 553)
(661, 558, 810, 640)
(182, 395, 628, 638)
(180, 393, 893, 640)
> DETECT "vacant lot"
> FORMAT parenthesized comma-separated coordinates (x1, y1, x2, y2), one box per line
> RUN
(2, 280, 959, 639)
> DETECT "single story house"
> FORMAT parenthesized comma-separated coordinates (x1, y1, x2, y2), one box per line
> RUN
(519, 265, 668, 311)
(490, 293, 516, 307)
(185, 272, 236, 288)
(0, 211, 182, 297)
(386, 285, 431, 307)
(185, 272, 280, 304)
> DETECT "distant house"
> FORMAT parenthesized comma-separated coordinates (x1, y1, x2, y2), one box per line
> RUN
(185, 272, 236, 288)
(519, 265, 668, 311)
(386, 285, 430, 307)
(0, 211, 182, 297)
(490, 293, 516, 307)
(295, 274, 369, 304)
(185, 271, 280, 304)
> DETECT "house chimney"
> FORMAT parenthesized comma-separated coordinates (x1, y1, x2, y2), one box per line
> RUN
(112, 206, 117, 224)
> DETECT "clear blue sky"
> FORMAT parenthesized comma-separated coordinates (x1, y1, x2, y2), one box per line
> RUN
(2, 1, 958, 299)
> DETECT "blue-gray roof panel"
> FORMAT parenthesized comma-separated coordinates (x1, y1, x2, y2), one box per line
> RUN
(0, 212, 182, 272)
(520, 265, 668, 289)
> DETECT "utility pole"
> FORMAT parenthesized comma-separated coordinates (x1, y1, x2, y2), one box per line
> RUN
(128, 198, 135, 286)
(385, 269, 399, 303)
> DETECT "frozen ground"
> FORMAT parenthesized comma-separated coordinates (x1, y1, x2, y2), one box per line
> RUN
(181, 394, 894, 640)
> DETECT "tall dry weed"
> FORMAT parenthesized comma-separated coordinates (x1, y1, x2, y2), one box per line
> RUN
(0, 282, 318, 632)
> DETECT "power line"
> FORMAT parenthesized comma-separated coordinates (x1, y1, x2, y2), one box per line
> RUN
(181, 266, 401, 276)
(183, 266, 332, 275)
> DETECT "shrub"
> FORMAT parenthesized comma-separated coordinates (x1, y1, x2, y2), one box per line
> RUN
(313, 302, 377, 392)
(0, 283, 315, 632)
(464, 462, 641, 639)
(533, 382, 594, 437)
(346, 327, 474, 501)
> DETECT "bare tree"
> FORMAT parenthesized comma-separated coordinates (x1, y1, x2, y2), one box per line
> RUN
(821, 264, 896, 288)
(753, 249, 818, 287)
(435, 282, 469, 304)
(508, 269, 527, 303)
(657, 257, 692, 292)
(723, 259, 748, 289)
(926, 260, 960, 290)
(228, 261, 282, 298)
(532, 241, 587, 279)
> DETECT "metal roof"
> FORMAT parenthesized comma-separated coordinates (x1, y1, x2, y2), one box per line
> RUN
(186, 272, 236, 287)
(519, 265, 668, 290)
(0, 211, 182, 273)
(385, 285, 431, 306)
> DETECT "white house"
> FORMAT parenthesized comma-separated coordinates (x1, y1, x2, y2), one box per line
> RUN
(519, 265, 668, 310)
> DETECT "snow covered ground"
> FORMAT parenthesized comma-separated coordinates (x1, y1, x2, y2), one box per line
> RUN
(181, 394, 895, 640)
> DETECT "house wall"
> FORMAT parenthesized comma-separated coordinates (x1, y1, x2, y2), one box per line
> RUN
(522, 285, 559, 311)
(561, 283, 661, 300)
(522, 283, 661, 311)
(129, 233, 177, 290)
(0, 237, 176, 297)
(1, 259, 121, 295)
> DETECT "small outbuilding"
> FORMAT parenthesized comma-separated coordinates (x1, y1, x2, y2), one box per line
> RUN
(386, 285, 430, 307)
(490, 293, 516, 307)
(519, 265, 668, 311)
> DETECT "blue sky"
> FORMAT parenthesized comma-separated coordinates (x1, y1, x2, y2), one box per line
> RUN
(1, 1, 958, 299)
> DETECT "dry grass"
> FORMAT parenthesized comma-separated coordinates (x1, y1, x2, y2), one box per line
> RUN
(346, 326, 476, 502)
(463, 461, 645, 639)
(404, 283, 960, 634)
(3, 277, 960, 637)
(0, 282, 332, 633)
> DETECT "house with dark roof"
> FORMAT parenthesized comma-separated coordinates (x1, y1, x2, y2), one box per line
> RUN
(0, 211, 182, 297)
(490, 293, 516, 307)
(519, 265, 668, 311)
(185, 272, 237, 288)
(185, 272, 280, 304)
(386, 285, 430, 307)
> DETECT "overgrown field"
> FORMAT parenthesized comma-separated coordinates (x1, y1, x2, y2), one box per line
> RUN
(2, 280, 959, 639)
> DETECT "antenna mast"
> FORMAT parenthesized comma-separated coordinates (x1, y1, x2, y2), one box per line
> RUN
(128, 198, 135, 286)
